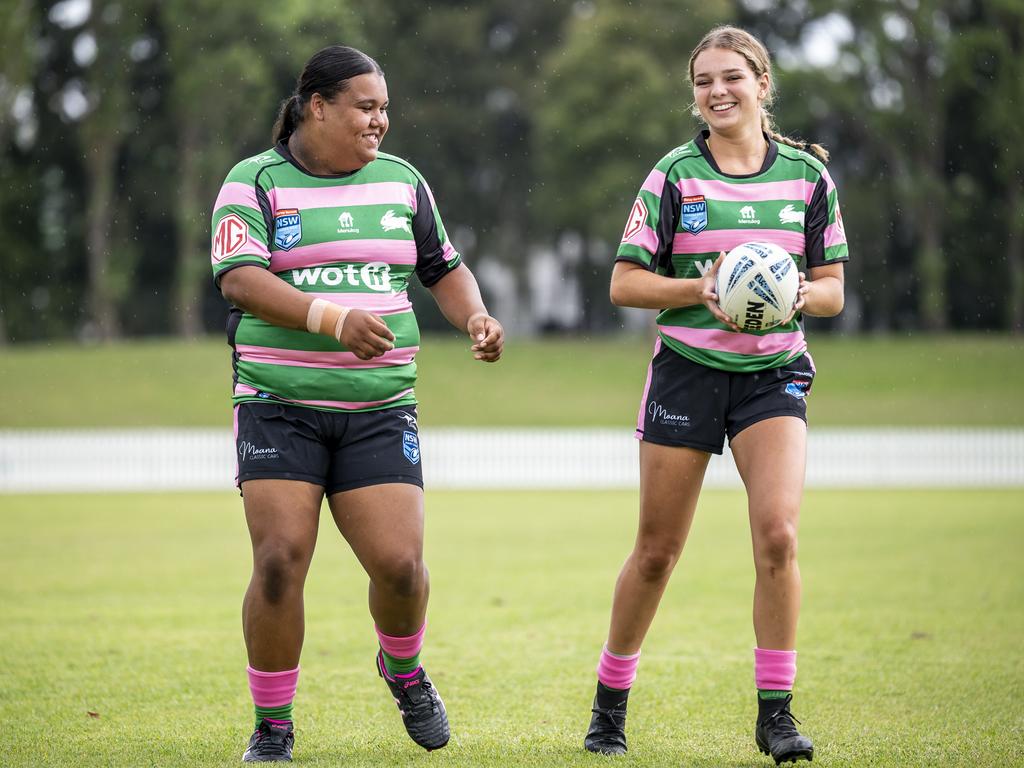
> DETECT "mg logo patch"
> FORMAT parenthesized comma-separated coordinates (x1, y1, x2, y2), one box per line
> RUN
(402, 431, 420, 464)
(681, 195, 707, 235)
(273, 208, 302, 251)
(621, 197, 648, 242)
(212, 214, 248, 261)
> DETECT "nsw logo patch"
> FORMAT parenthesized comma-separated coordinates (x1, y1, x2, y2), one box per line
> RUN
(681, 195, 708, 235)
(273, 208, 302, 251)
(402, 431, 420, 464)
(785, 379, 811, 399)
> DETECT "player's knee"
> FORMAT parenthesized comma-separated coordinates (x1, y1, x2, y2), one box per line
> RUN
(633, 544, 679, 583)
(376, 555, 426, 599)
(754, 519, 798, 569)
(254, 543, 309, 604)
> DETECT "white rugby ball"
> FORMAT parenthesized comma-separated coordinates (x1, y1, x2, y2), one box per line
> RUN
(715, 242, 799, 332)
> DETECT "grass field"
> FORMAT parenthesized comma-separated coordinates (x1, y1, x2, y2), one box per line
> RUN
(2, 333, 1023, 428)
(2, 488, 1022, 767)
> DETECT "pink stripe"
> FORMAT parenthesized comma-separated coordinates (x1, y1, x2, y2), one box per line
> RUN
(672, 229, 805, 256)
(624, 224, 659, 254)
(270, 182, 416, 212)
(823, 221, 846, 248)
(270, 239, 416, 270)
(248, 665, 299, 708)
(677, 178, 817, 204)
(636, 337, 661, 433)
(597, 645, 641, 690)
(754, 648, 796, 690)
(233, 383, 414, 411)
(659, 325, 806, 357)
(641, 168, 667, 196)
(376, 622, 426, 659)
(214, 181, 260, 213)
(237, 344, 418, 369)
(821, 168, 837, 195)
(441, 240, 458, 263)
(304, 291, 412, 315)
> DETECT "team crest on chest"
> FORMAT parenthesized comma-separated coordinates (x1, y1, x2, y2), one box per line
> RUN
(273, 208, 302, 250)
(681, 195, 708, 235)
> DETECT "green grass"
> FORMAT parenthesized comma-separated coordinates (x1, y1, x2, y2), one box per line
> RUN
(2, 333, 1023, 427)
(2, 488, 1022, 766)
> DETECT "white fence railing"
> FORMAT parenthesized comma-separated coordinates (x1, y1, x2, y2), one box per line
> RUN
(1, 428, 1022, 493)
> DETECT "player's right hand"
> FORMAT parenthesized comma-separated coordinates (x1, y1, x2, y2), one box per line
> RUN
(339, 309, 396, 359)
(700, 252, 740, 332)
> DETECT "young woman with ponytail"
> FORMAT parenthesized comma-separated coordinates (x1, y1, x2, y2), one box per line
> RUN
(211, 45, 503, 762)
(583, 26, 848, 765)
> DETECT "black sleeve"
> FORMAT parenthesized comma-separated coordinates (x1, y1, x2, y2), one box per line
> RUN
(653, 179, 682, 277)
(412, 180, 457, 288)
(804, 176, 830, 269)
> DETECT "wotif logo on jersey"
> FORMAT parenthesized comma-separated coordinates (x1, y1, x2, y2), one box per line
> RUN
(291, 262, 393, 292)
(273, 208, 302, 250)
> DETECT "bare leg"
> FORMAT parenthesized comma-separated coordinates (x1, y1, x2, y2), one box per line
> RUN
(730, 417, 807, 649)
(241, 479, 324, 670)
(606, 442, 710, 653)
(327, 483, 427, 636)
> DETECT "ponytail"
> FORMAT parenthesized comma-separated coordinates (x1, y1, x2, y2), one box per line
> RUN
(272, 95, 302, 144)
(761, 110, 830, 164)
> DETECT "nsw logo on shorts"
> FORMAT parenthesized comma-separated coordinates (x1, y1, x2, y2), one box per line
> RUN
(402, 431, 420, 464)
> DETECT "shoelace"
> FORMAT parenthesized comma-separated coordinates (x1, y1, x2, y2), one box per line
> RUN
(760, 704, 802, 738)
(398, 679, 439, 716)
(254, 728, 292, 756)
(590, 705, 626, 729)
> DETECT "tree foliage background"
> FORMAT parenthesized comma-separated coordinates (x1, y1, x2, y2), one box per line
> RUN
(1, 0, 1021, 344)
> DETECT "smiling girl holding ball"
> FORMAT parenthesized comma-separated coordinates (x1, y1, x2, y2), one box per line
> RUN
(584, 25, 847, 764)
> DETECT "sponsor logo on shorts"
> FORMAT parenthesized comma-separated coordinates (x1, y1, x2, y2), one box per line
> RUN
(785, 380, 811, 399)
(402, 431, 420, 464)
(239, 441, 280, 461)
(648, 401, 691, 427)
(394, 410, 418, 429)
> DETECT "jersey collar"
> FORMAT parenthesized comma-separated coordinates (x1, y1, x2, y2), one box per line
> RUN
(695, 129, 778, 178)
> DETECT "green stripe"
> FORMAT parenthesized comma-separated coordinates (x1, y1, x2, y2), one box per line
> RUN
(236, 361, 417, 402)
(236, 312, 419, 352)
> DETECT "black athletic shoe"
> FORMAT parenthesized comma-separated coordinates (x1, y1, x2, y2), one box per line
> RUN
(376, 651, 450, 751)
(242, 719, 294, 763)
(755, 694, 814, 764)
(584, 682, 628, 755)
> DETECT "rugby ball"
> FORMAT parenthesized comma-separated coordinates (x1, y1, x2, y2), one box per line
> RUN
(715, 242, 799, 331)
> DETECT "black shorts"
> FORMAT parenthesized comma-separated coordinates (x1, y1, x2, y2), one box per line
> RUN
(233, 402, 424, 494)
(636, 341, 815, 454)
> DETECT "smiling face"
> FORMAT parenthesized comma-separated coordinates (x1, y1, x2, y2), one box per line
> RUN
(691, 47, 769, 138)
(310, 72, 389, 172)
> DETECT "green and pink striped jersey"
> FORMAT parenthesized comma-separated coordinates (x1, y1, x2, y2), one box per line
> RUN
(211, 144, 461, 411)
(618, 131, 849, 373)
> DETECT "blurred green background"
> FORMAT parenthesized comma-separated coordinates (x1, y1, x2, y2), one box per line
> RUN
(2, 0, 1024, 344)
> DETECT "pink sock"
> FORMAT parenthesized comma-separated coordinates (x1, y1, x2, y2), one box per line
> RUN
(597, 644, 641, 690)
(754, 648, 797, 690)
(247, 665, 299, 708)
(375, 623, 426, 678)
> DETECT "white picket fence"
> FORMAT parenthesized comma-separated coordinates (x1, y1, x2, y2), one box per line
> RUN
(1, 428, 1022, 493)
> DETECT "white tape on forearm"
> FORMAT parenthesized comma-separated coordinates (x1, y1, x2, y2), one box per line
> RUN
(306, 298, 329, 334)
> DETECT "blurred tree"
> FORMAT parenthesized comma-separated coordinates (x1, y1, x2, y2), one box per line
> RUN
(949, 1, 1024, 333)
(159, 0, 364, 337)
(532, 0, 730, 329)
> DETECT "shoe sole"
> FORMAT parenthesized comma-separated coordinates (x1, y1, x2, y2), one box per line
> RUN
(756, 737, 813, 764)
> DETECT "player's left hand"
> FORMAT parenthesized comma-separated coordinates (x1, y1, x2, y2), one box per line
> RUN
(467, 313, 503, 362)
(783, 272, 809, 324)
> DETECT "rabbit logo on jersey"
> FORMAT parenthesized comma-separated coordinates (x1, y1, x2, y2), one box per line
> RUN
(681, 195, 708, 234)
(273, 209, 302, 250)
